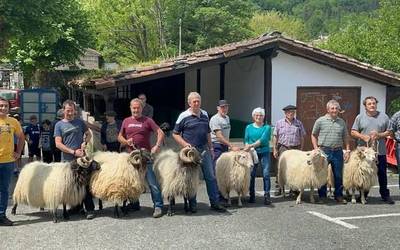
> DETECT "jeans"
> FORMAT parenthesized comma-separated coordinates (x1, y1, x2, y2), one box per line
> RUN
(133, 162, 163, 208)
(250, 152, 270, 198)
(377, 155, 390, 198)
(318, 148, 343, 198)
(189, 148, 220, 207)
(212, 143, 228, 165)
(0, 162, 14, 217)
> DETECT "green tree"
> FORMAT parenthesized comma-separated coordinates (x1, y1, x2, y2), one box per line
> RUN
(1, 0, 94, 87)
(249, 11, 310, 41)
(320, 0, 400, 73)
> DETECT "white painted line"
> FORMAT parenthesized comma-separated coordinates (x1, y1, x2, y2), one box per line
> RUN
(307, 211, 359, 229)
(336, 213, 400, 220)
(255, 184, 399, 197)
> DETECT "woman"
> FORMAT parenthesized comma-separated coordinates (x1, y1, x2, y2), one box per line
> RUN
(244, 107, 272, 205)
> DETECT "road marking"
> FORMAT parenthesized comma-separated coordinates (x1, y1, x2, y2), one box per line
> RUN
(308, 211, 400, 229)
(307, 211, 359, 229)
(336, 213, 400, 220)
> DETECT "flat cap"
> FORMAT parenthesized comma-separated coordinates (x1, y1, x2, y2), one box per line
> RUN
(217, 100, 229, 106)
(282, 105, 297, 111)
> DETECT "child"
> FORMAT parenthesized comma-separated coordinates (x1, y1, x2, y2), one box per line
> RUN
(40, 120, 53, 163)
(25, 115, 41, 162)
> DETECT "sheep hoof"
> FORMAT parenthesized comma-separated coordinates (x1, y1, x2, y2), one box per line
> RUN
(310, 198, 315, 204)
(295, 200, 301, 205)
(361, 200, 367, 205)
(53, 218, 58, 223)
(351, 199, 356, 204)
(167, 211, 174, 216)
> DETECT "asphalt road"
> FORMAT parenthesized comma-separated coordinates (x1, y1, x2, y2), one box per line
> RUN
(2, 171, 400, 249)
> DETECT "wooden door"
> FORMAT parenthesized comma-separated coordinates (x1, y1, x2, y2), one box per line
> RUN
(296, 87, 361, 150)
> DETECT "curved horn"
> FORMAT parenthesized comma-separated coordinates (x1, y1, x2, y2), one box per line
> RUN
(130, 154, 142, 165)
(179, 147, 193, 163)
(140, 149, 152, 161)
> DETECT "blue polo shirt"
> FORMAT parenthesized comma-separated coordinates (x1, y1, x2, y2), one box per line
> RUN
(173, 109, 211, 148)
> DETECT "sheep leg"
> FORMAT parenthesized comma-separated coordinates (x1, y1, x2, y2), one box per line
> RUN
(52, 208, 58, 223)
(63, 204, 69, 220)
(168, 197, 175, 216)
(282, 186, 285, 198)
(11, 203, 17, 215)
(183, 197, 189, 213)
(296, 189, 303, 205)
(121, 200, 128, 216)
(98, 199, 103, 210)
(351, 188, 356, 204)
(114, 204, 120, 218)
(227, 192, 231, 206)
(237, 192, 242, 207)
(361, 190, 367, 204)
(310, 187, 315, 204)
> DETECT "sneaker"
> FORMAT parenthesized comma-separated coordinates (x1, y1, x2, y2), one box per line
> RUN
(0, 217, 14, 226)
(335, 197, 347, 205)
(210, 203, 227, 213)
(382, 196, 395, 205)
(153, 207, 163, 218)
(86, 212, 96, 220)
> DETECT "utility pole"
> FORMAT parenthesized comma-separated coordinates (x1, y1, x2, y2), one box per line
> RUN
(179, 18, 182, 56)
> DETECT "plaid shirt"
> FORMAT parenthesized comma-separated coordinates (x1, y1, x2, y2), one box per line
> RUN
(274, 118, 306, 147)
(391, 111, 400, 142)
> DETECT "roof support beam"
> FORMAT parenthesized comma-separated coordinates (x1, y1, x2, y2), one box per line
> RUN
(259, 48, 276, 124)
(219, 62, 226, 100)
(196, 69, 201, 94)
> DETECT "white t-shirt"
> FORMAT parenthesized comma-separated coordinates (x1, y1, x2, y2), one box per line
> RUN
(209, 113, 231, 144)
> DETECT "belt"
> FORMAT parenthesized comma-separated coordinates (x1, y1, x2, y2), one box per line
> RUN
(278, 144, 300, 149)
(319, 146, 342, 151)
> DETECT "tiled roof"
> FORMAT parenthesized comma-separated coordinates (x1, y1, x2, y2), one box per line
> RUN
(70, 33, 400, 89)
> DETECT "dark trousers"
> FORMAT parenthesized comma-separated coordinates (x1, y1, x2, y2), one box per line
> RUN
(318, 148, 344, 198)
(83, 186, 95, 212)
(106, 142, 120, 152)
(42, 150, 53, 163)
(53, 148, 61, 162)
(377, 155, 390, 198)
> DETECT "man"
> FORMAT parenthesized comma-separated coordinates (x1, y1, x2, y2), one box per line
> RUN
(138, 93, 154, 118)
(0, 97, 25, 226)
(390, 109, 400, 187)
(209, 99, 239, 164)
(25, 115, 41, 162)
(273, 105, 306, 196)
(118, 98, 164, 218)
(173, 92, 226, 213)
(311, 99, 350, 204)
(351, 96, 394, 204)
(101, 110, 121, 152)
(54, 100, 95, 219)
